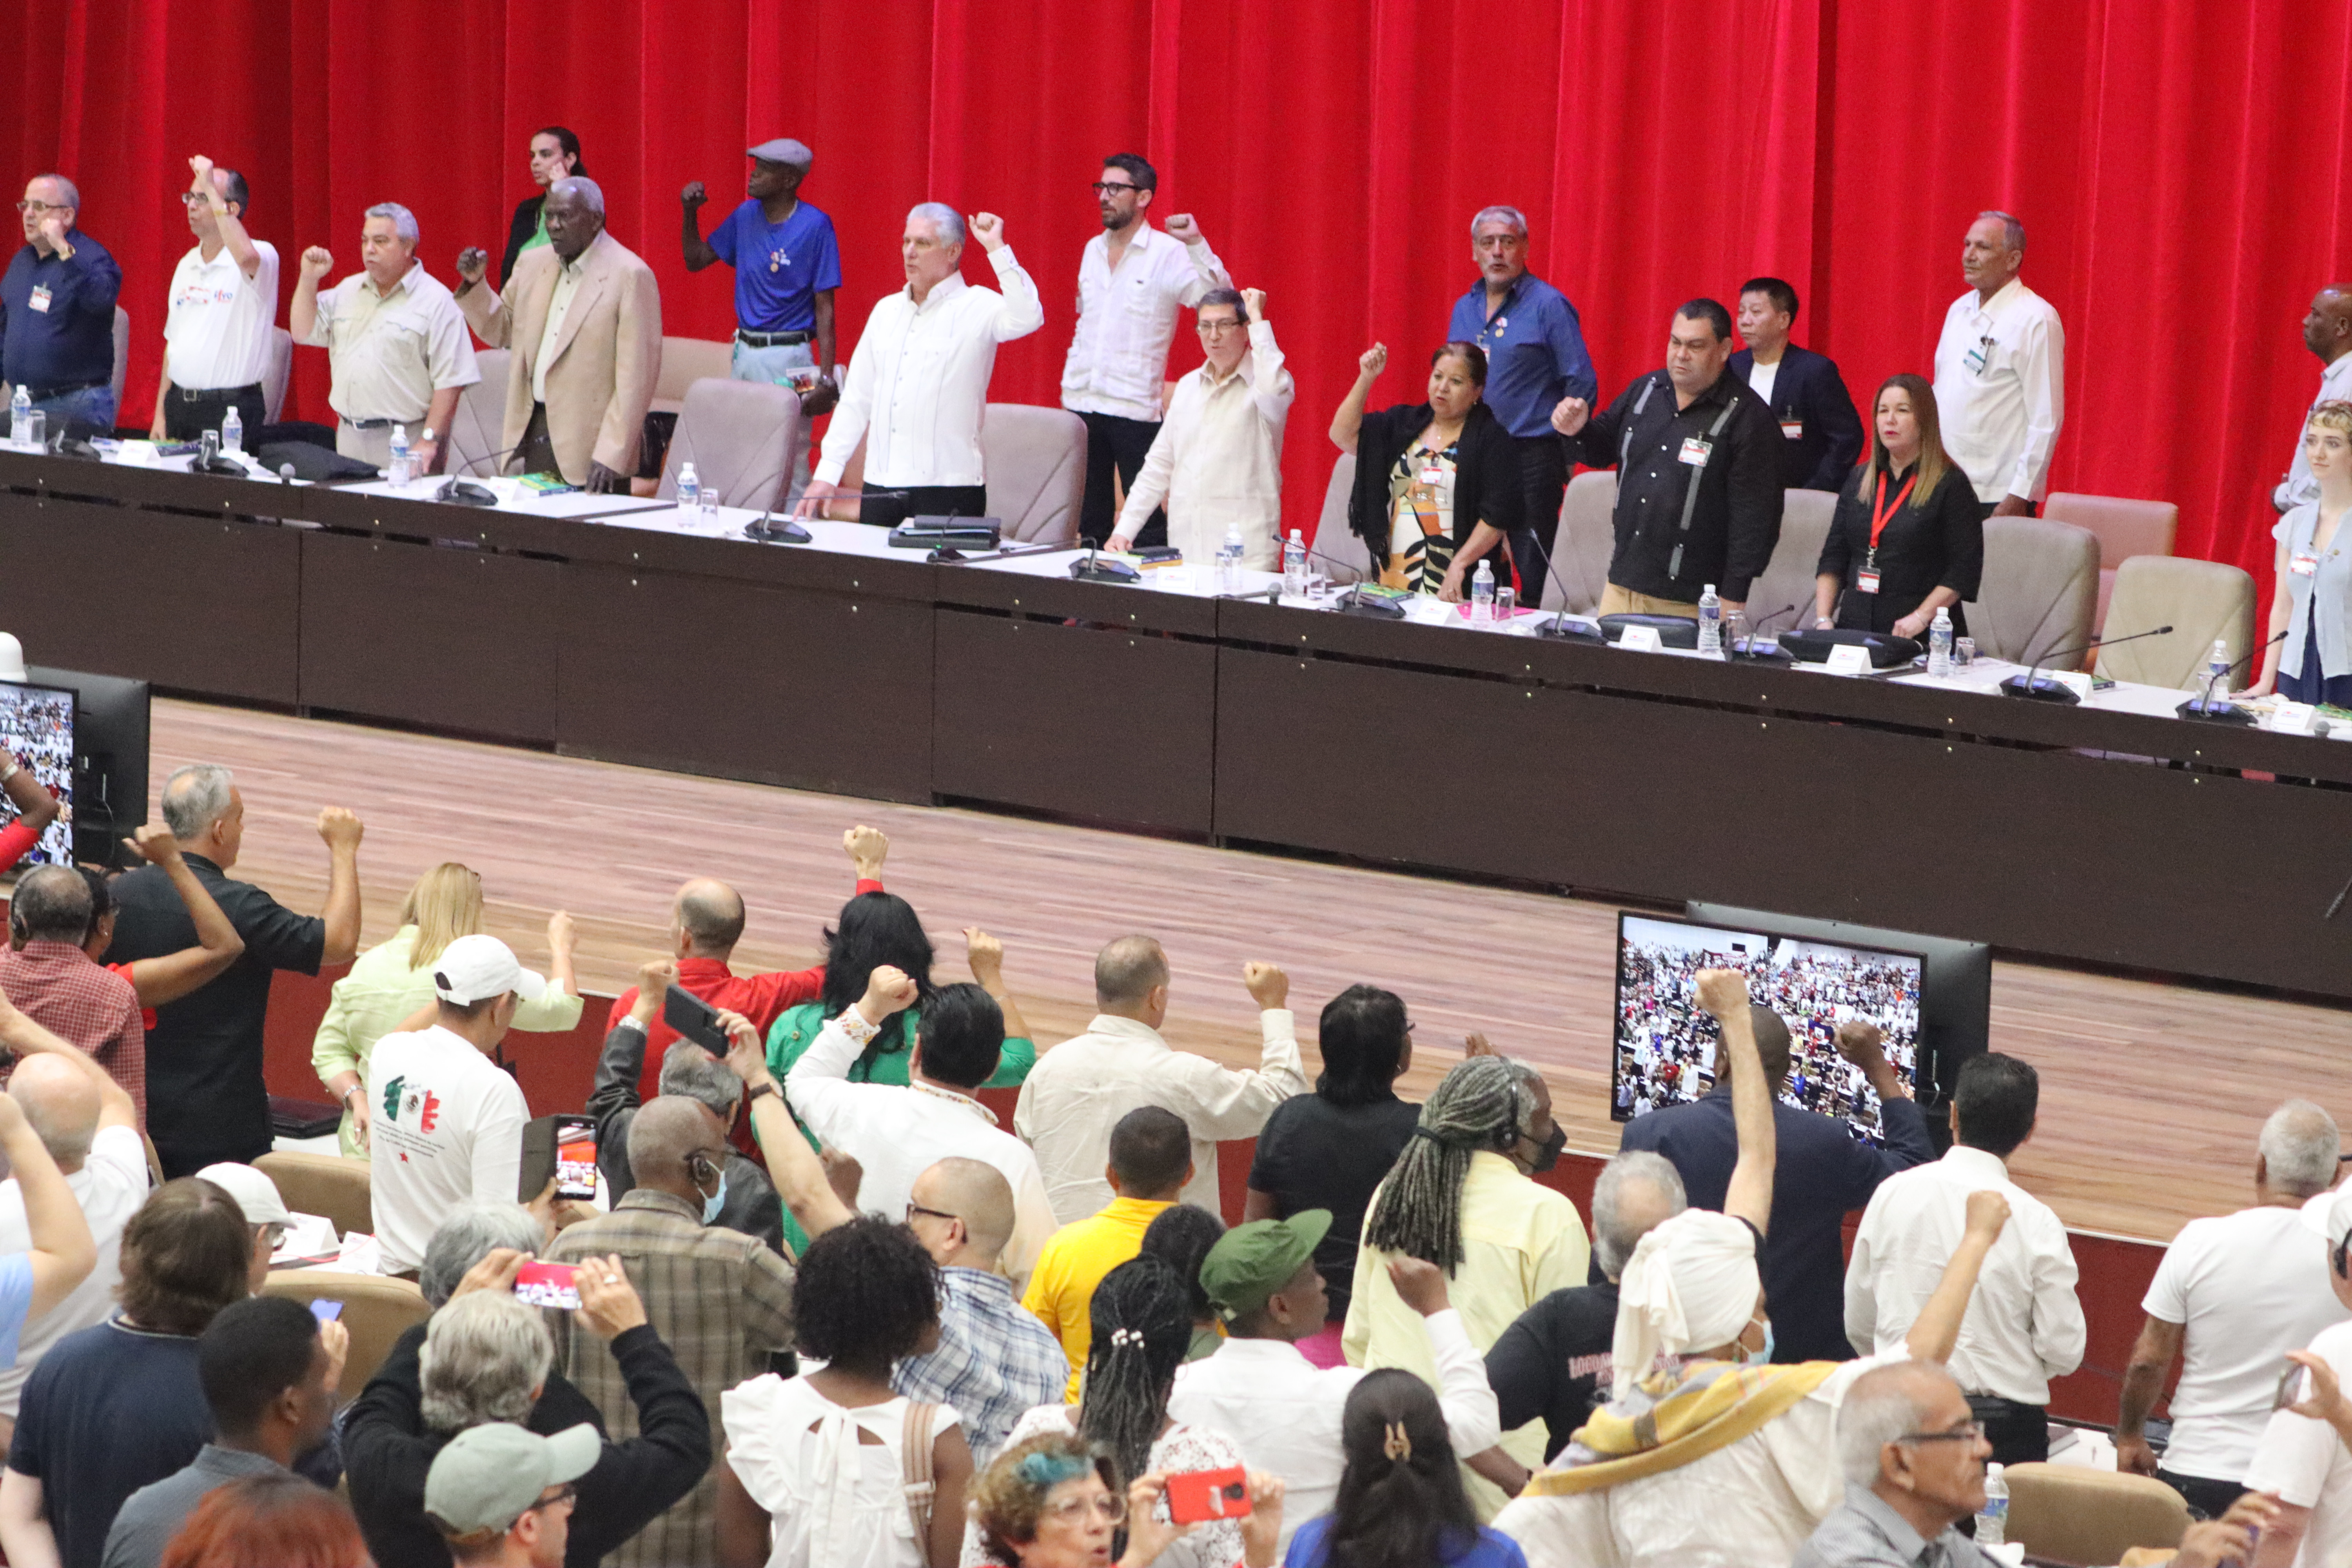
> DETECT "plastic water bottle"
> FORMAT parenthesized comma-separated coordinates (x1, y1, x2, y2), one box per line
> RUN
(1470, 560, 1496, 622)
(676, 461, 701, 513)
(1696, 584, 1723, 657)
(8, 386, 28, 448)
(1220, 524, 1245, 593)
(1282, 529, 1308, 597)
(1975, 1463, 2008, 1546)
(2205, 638, 2233, 705)
(387, 425, 411, 485)
(1927, 606, 1954, 677)
(220, 405, 243, 456)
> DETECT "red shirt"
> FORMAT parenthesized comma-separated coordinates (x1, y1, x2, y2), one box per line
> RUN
(107, 962, 159, 1032)
(0, 815, 42, 877)
(0, 940, 145, 1123)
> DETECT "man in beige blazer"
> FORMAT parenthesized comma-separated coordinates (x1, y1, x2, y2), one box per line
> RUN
(454, 177, 659, 492)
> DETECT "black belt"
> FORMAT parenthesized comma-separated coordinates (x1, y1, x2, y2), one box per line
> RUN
(339, 416, 395, 431)
(19, 377, 106, 401)
(734, 328, 812, 347)
(172, 381, 262, 402)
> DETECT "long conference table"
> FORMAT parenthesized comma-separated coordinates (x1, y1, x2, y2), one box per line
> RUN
(3, 444, 2348, 1004)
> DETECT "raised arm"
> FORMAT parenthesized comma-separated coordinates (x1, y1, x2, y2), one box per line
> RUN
(1903, 1189, 2009, 1363)
(1330, 344, 1387, 454)
(116, 825, 245, 1007)
(726, 1011, 855, 1240)
(587, 958, 673, 1124)
(1694, 969, 1775, 1234)
(189, 158, 260, 281)
(679, 182, 719, 272)
(0, 1076, 96, 1319)
(316, 808, 363, 965)
(0, 748, 60, 838)
(963, 928, 1031, 1044)
(290, 247, 332, 343)
(968, 215, 1043, 341)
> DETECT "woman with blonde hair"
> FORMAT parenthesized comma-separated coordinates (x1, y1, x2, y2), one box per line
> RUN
(310, 863, 579, 1153)
(1813, 372, 1984, 639)
(2250, 400, 2352, 703)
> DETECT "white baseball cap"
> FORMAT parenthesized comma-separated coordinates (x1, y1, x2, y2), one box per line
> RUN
(432, 934, 548, 1007)
(0, 633, 25, 683)
(196, 1162, 290, 1227)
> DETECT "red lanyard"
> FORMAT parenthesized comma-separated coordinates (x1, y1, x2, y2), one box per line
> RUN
(1868, 470, 1918, 561)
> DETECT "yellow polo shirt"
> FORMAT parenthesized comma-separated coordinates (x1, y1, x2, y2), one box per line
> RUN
(1022, 1196, 1174, 1399)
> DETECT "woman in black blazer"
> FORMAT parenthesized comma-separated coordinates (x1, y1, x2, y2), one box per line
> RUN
(1814, 372, 1982, 637)
(497, 127, 587, 286)
(1330, 341, 1523, 600)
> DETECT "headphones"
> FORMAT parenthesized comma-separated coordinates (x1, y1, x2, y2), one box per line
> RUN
(2334, 1228, 2349, 1283)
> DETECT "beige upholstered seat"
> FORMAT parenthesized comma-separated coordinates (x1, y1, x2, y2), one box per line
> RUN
(255, 1150, 373, 1240)
(261, 1272, 429, 1399)
(1539, 470, 1619, 614)
(657, 377, 801, 512)
(110, 306, 129, 412)
(652, 336, 732, 416)
(983, 404, 1087, 544)
(1747, 488, 1837, 628)
(261, 327, 293, 423)
(1965, 516, 2100, 669)
(2003, 1462, 2189, 1568)
(2094, 554, 2257, 690)
(1312, 454, 1370, 583)
(442, 347, 510, 477)
(2044, 492, 2180, 631)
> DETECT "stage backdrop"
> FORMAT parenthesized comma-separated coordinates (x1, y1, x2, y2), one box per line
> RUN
(7, 0, 2350, 601)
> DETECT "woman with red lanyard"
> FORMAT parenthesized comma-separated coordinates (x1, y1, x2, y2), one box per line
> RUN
(1812, 372, 1983, 637)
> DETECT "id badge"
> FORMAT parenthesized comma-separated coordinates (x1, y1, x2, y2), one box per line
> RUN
(2292, 552, 2321, 578)
(1419, 466, 1444, 486)
(1964, 345, 1989, 376)
(1856, 570, 1882, 595)
(1779, 419, 1803, 440)
(27, 285, 50, 314)
(1678, 437, 1711, 468)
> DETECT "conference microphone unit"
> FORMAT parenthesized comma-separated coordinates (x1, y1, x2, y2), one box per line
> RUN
(743, 502, 811, 543)
(2000, 625, 2172, 704)
(2176, 630, 2289, 725)
(1067, 537, 1142, 584)
(1504, 529, 1604, 641)
(1733, 604, 1800, 660)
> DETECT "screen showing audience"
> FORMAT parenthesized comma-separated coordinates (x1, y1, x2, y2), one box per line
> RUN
(1612, 913, 1924, 1146)
(0, 681, 73, 868)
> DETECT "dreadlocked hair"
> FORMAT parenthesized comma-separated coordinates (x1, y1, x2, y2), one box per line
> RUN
(1077, 1256, 1193, 1489)
(1361, 1055, 1536, 1271)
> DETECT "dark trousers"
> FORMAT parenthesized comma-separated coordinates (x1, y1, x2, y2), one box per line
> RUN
(1078, 410, 1164, 547)
(519, 402, 559, 479)
(1508, 434, 1570, 604)
(860, 483, 990, 534)
(1966, 1394, 2049, 1468)
(161, 382, 266, 443)
(2157, 1467, 2247, 1522)
(1978, 497, 2040, 520)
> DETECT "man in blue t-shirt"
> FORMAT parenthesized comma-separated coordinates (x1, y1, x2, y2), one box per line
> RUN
(682, 138, 843, 503)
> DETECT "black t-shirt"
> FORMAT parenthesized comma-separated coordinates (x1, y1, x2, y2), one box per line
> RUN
(106, 854, 325, 1173)
(9, 1319, 212, 1568)
(1247, 1092, 1420, 1319)
(1484, 1282, 1620, 1461)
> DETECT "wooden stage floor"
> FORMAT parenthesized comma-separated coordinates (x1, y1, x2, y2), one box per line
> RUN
(149, 698, 2352, 1243)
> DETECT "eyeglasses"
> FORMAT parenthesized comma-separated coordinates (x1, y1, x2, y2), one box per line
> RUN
(1044, 1490, 1128, 1525)
(1196, 318, 1244, 336)
(1090, 182, 1141, 197)
(528, 1484, 578, 1515)
(258, 1222, 288, 1251)
(905, 1202, 961, 1225)
(14, 201, 67, 214)
(1896, 1421, 1986, 1446)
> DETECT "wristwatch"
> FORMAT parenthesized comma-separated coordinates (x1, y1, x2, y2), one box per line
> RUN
(745, 1081, 780, 1104)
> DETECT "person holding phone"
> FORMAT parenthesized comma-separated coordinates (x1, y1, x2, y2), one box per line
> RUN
(2239, 1187, 2352, 1566)
(967, 1429, 1283, 1568)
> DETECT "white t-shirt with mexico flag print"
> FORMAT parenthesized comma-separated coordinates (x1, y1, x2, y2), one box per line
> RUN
(366, 1024, 529, 1274)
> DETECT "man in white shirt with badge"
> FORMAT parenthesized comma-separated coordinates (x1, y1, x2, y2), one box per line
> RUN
(1061, 154, 1230, 549)
(365, 934, 540, 1277)
(1931, 210, 2065, 519)
(1844, 1053, 2084, 1468)
(150, 156, 278, 444)
(2276, 285, 2352, 514)
(797, 203, 1043, 534)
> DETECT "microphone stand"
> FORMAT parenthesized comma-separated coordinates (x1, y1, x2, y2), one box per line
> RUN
(1731, 604, 1800, 659)
(2000, 625, 2174, 704)
(743, 499, 811, 543)
(2177, 630, 2289, 724)
(1504, 529, 1601, 640)
(1069, 535, 1140, 584)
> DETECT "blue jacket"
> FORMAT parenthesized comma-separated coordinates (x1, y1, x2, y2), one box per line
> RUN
(0, 234, 121, 394)
(1728, 343, 1864, 492)
(1617, 1086, 1934, 1362)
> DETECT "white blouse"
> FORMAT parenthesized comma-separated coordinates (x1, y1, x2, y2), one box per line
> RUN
(725, 1372, 963, 1568)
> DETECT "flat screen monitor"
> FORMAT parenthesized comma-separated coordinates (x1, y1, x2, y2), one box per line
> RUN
(25, 666, 149, 864)
(0, 680, 76, 869)
(1613, 911, 1926, 1147)
(1683, 901, 1992, 1117)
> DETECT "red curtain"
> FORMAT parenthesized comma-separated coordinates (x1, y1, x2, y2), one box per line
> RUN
(8, 0, 2351, 596)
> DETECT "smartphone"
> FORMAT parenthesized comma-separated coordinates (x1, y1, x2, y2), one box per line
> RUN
(514, 1261, 583, 1311)
(554, 1117, 599, 1202)
(2276, 1360, 2315, 1411)
(1165, 1466, 1250, 1525)
(664, 984, 730, 1053)
(309, 1298, 344, 1324)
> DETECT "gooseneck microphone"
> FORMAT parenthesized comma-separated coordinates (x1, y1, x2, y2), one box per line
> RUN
(2177, 630, 2290, 724)
(2001, 626, 2173, 704)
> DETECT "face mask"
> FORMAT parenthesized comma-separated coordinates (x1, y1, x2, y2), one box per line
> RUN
(1517, 1123, 1567, 1174)
(1739, 1315, 1775, 1367)
(697, 1162, 728, 1225)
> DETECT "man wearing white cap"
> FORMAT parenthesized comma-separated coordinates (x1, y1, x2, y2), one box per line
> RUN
(425, 1420, 599, 1567)
(1495, 969, 2009, 1568)
(192, 1161, 288, 1296)
(366, 933, 544, 1277)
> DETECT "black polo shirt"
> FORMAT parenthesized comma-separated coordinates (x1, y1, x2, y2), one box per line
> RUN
(1485, 1281, 1620, 1460)
(1567, 367, 1785, 603)
(105, 855, 324, 1174)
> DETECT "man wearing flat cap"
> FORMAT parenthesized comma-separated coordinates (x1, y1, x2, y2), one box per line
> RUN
(682, 138, 840, 500)
(1167, 1211, 1502, 1548)
(426, 1421, 600, 1566)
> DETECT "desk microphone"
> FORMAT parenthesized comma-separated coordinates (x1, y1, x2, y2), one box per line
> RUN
(1733, 604, 1800, 659)
(1488, 528, 1597, 640)
(744, 500, 811, 544)
(1301, 543, 1405, 617)
(1069, 535, 1141, 584)
(2177, 630, 2288, 724)
(434, 441, 529, 505)
(2001, 625, 2172, 704)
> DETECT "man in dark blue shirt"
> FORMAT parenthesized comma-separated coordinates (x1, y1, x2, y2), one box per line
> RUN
(1446, 206, 1597, 606)
(1, 175, 122, 436)
(1730, 276, 1864, 492)
(1616, 1007, 1933, 1363)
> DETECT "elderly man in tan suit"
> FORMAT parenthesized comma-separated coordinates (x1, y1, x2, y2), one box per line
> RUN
(454, 177, 659, 492)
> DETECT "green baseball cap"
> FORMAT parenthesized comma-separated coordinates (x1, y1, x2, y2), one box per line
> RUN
(1201, 1210, 1332, 1323)
(425, 1421, 599, 1535)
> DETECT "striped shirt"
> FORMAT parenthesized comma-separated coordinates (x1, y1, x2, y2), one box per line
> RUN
(894, 1267, 1069, 1466)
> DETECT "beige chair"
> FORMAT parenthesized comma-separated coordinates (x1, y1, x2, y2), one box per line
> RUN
(2094, 555, 2257, 690)
(1746, 488, 1837, 628)
(652, 335, 733, 416)
(2044, 492, 2180, 631)
(261, 327, 294, 424)
(1964, 515, 2100, 669)
(442, 347, 510, 477)
(657, 377, 802, 512)
(260, 1272, 429, 1399)
(983, 404, 1087, 544)
(1313, 454, 1370, 583)
(2004, 1462, 2189, 1568)
(110, 306, 129, 414)
(254, 1150, 372, 1241)
(1539, 470, 1618, 615)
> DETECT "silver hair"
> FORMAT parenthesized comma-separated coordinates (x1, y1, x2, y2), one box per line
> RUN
(420, 1290, 552, 1432)
(659, 1038, 742, 1123)
(1837, 1361, 1954, 1486)
(1470, 205, 1528, 240)
(1592, 1150, 1687, 1279)
(30, 174, 78, 211)
(551, 176, 605, 217)
(160, 764, 235, 840)
(1977, 209, 2025, 255)
(419, 1201, 546, 1308)
(365, 202, 420, 245)
(907, 203, 966, 247)
(2261, 1099, 2342, 1199)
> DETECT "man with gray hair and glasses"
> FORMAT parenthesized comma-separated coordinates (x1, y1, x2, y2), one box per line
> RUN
(797, 201, 1044, 532)
(2114, 1098, 2349, 1519)
(1931, 209, 2064, 519)
(292, 200, 480, 472)
(1445, 204, 1596, 604)
(2, 172, 123, 435)
(105, 764, 363, 1176)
